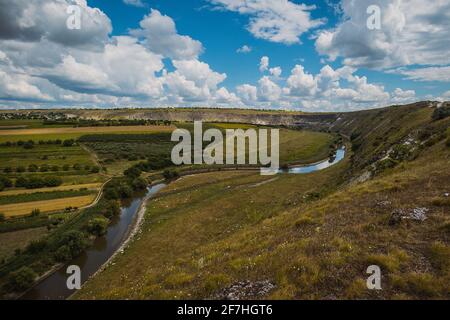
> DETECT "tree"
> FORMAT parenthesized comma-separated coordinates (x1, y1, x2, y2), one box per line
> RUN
(124, 166, 141, 179)
(15, 176, 28, 188)
(432, 105, 450, 121)
(7, 267, 37, 291)
(30, 208, 41, 217)
(118, 185, 133, 198)
(132, 177, 148, 190)
(90, 166, 100, 173)
(102, 200, 121, 219)
(163, 169, 179, 180)
(104, 187, 119, 200)
(55, 230, 88, 261)
(86, 216, 109, 236)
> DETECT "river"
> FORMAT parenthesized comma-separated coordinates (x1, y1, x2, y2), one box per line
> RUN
(20, 183, 165, 300)
(20, 147, 345, 300)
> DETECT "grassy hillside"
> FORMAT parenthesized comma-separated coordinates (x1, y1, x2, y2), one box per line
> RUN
(74, 103, 449, 300)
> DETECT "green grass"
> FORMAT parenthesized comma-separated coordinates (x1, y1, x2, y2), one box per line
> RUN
(74, 114, 449, 300)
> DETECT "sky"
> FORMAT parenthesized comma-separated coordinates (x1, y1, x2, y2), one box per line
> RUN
(0, 0, 449, 111)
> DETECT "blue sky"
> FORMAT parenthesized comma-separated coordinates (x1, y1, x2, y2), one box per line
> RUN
(0, 0, 449, 110)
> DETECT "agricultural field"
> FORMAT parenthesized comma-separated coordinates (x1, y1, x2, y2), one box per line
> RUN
(0, 227, 48, 262)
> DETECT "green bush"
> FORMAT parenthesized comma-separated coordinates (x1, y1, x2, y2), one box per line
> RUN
(63, 139, 75, 147)
(104, 187, 119, 200)
(54, 230, 88, 262)
(7, 266, 37, 291)
(102, 200, 121, 219)
(86, 216, 109, 236)
(90, 166, 100, 173)
(0, 176, 13, 188)
(0, 212, 5, 222)
(30, 209, 41, 217)
(118, 185, 133, 198)
(432, 105, 450, 121)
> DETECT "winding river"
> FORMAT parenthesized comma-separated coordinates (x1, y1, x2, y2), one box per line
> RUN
(21, 183, 165, 300)
(20, 147, 345, 300)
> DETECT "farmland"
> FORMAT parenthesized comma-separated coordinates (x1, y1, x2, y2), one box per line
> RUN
(74, 104, 450, 300)
(0, 103, 448, 300)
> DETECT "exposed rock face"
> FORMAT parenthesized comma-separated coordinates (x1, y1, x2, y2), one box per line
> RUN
(74, 109, 339, 129)
(212, 280, 276, 300)
(389, 207, 429, 225)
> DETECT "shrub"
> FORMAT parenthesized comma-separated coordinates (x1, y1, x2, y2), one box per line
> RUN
(63, 139, 75, 147)
(40, 164, 49, 172)
(16, 166, 26, 173)
(7, 267, 37, 291)
(62, 164, 70, 171)
(0, 213, 5, 222)
(26, 239, 48, 254)
(0, 176, 13, 188)
(42, 176, 63, 187)
(30, 209, 41, 217)
(432, 105, 450, 121)
(427, 242, 450, 272)
(3, 167, 13, 173)
(90, 166, 100, 173)
(118, 185, 133, 198)
(28, 164, 38, 172)
(23, 141, 34, 149)
(446, 138, 450, 148)
(54, 245, 72, 262)
(73, 163, 81, 170)
(162, 169, 179, 180)
(51, 165, 59, 172)
(15, 176, 27, 188)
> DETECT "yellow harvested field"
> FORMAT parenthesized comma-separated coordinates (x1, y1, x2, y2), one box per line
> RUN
(0, 183, 101, 196)
(0, 125, 174, 136)
(0, 194, 97, 217)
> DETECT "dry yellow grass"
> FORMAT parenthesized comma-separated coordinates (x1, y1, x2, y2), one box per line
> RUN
(0, 125, 174, 136)
(0, 227, 48, 261)
(0, 183, 101, 196)
(0, 194, 97, 217)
